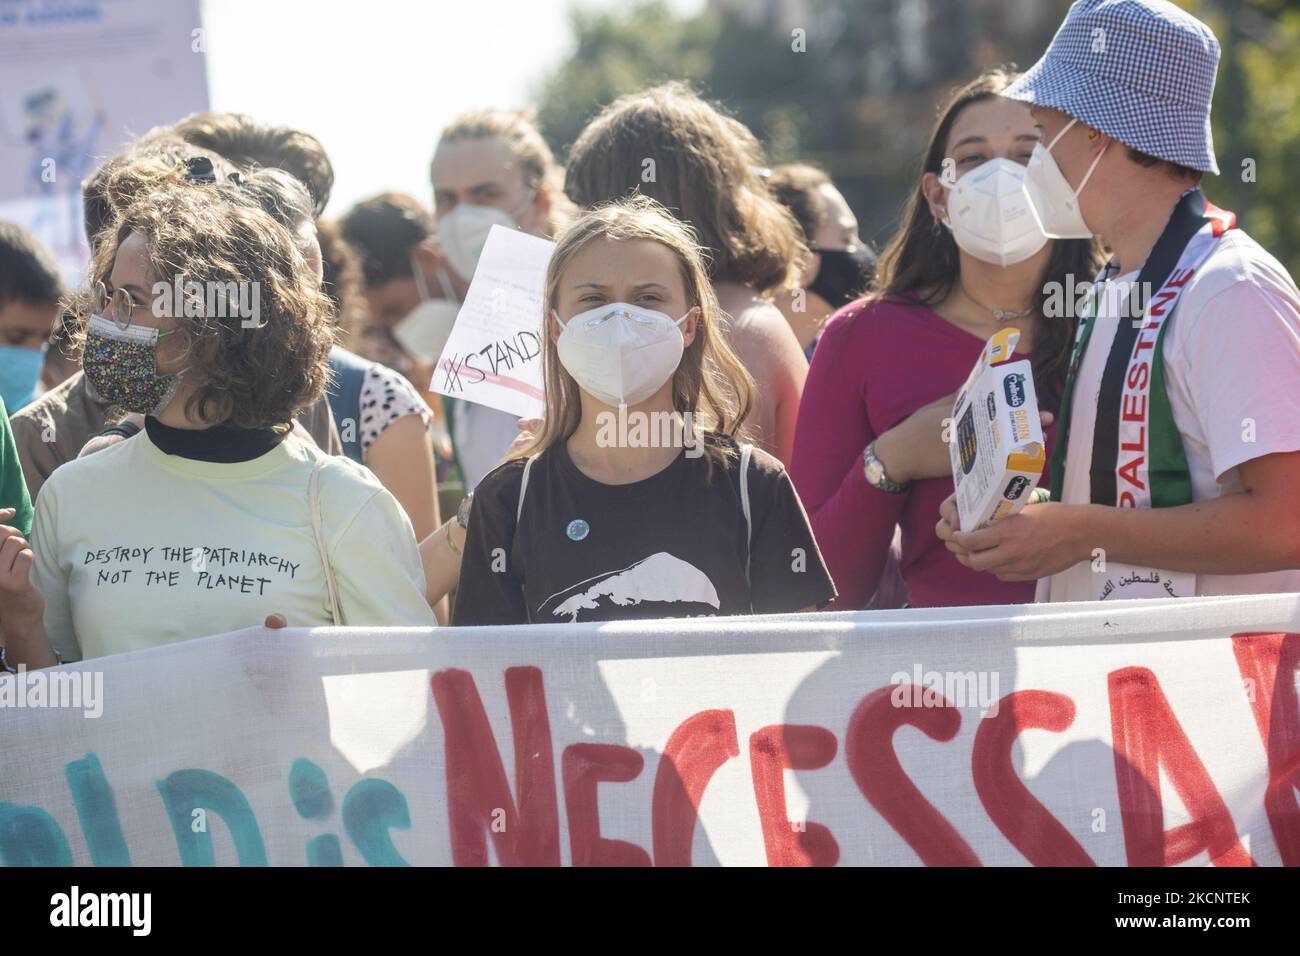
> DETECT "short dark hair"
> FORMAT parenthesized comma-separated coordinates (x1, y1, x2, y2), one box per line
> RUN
(766, 163, 833, 242)
(1125, 146, 1203, 183)
(0, 220, 64, 309)
(171, 112, 334, 216)
(338, 193, 433, 288)
(237, 166, 315, 238)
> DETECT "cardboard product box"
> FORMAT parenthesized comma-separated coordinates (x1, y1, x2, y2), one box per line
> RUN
(948, 328, 1045, 533)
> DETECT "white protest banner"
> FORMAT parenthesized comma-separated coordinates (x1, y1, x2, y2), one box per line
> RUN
(0, 0, 209, 283)
(1, 594, 1297, 866)
(432, 225, 549, 420)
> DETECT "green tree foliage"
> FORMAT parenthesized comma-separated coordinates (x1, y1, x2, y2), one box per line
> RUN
(534, 0, 1072, 245)
(1193, 0, 1300, 275)
(534, 0, 1298, 272)
(534, 3, 718, 157)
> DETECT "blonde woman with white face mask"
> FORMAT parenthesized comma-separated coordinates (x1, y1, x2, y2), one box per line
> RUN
(452, 196, 835, 626)
(564, 83, 809, 469)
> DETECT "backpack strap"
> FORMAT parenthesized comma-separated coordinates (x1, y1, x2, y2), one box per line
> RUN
(325, 346, 369, 464)
(515, 455, 539, 623)
(739, 443, 754, 589)
(517, 454, 538, 525)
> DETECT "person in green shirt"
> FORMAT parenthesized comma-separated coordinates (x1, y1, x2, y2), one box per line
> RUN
(1, 396, 39, 659)
(1, 396, 32, 536)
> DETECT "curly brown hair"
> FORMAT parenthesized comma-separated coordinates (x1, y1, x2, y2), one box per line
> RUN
(171, 111, 334, 216)
(564, 82, 806, 297)
(70, 179, 335, 429)
(314, 217, 370, 346)
(81, 133, 235, 253)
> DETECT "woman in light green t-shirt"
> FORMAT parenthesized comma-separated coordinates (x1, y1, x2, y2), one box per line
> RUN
(9, 172, 435, 668)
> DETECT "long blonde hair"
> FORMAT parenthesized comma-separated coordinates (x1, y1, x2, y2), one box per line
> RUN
(517, 195, 754, 474)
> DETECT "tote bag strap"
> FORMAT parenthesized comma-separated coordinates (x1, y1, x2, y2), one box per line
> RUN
(309, 458, 344, 625)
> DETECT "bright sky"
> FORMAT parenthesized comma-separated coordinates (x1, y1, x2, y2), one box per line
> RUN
(201, 0, 704, 218)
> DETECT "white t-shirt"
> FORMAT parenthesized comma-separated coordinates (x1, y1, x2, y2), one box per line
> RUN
(452, 400, 522, 489)
(32, 430, 435, 661)
(1040, 229, 1300, 602)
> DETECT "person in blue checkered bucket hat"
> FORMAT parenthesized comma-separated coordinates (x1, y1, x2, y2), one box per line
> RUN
(938, 0, 1300, 606)
(1002, 0, 1219, 239)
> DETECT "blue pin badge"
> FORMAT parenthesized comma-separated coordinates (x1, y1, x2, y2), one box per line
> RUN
(566, 518, 590, 542)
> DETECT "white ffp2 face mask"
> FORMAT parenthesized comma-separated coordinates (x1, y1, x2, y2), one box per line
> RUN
(394, 300, 460, 364)
(1021, 118, 1108, 239)
(942, 157, 1049, 267)
(393, 265, 460, 363)
(553, 303, 692, 407)
(437, 193, 537, 281)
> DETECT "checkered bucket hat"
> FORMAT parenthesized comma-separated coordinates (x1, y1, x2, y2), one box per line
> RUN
(1003, 0, 1221, 174)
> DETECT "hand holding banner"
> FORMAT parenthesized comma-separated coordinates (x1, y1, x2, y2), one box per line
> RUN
(1, 594, 1297, 866)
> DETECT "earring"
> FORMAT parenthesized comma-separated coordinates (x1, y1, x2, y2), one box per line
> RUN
(931, 220, 942, 237)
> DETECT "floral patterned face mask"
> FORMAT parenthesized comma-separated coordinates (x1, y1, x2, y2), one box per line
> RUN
(82, 313, 182, 415)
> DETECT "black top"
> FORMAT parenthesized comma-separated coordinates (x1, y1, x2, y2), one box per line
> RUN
(453, 434, 836, 625)
(144, 416, 289, 464)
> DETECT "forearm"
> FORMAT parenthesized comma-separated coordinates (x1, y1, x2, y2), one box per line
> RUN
(368, 420, 440, 542)
(0, 606, 59, 669)
(419, 520, 465, 611)
(773, 351, 807, 471)
(807, 460, 906, 607)
(1080, 492, 1300, 575)
(872, 426, 918, 483)
(773, 386, 799, 470)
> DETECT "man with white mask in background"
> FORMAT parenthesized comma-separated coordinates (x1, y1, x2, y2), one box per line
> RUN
(937, 0, 1300, 602)
(428, 108, 570, 488)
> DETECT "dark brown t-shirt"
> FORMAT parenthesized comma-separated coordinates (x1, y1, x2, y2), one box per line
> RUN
(453, 435, 836, 626)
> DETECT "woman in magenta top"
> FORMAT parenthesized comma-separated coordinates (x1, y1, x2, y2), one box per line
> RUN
(791, 68, 1100, 609)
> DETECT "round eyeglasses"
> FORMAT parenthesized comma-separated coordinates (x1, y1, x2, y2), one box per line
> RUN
(93, 280, 144, 331)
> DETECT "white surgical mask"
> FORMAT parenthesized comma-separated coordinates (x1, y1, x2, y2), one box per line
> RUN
(393, 263, 460, 363)
(436, 194, 534, 281)
(1021, 118, 1108, 239)
(941, 158, 1049, 267)
(553, 302, 692, 407)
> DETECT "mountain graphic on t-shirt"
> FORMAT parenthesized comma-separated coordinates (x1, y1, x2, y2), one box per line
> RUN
(539, 551, 721, 623)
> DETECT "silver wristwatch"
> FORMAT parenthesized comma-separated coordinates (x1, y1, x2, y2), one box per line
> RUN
(863, 440, 910, 493)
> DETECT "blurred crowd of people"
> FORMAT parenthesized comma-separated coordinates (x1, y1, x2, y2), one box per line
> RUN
(2, 0, 1299, 671)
